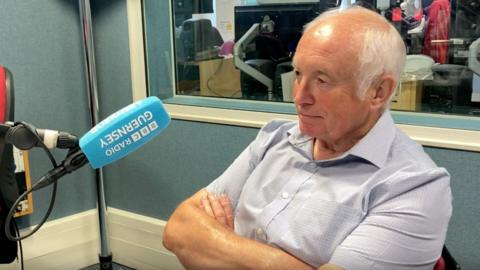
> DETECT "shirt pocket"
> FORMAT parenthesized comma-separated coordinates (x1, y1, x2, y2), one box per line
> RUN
(279, 199, 364, 267)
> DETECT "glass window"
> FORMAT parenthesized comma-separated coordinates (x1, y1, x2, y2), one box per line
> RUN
(170, 0, 480, 119)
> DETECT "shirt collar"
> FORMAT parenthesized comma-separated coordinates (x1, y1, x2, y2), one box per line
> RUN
(287, 122, 310, 145)
(347, 111, 396, 168)
(287, 111, 396, 168)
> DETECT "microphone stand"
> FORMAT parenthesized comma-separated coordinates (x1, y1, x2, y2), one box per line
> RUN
(78, 1, 124, 269)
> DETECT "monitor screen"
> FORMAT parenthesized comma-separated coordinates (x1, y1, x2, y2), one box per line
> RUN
(174, 0, 214, 27)
(193, 0, 214, 14)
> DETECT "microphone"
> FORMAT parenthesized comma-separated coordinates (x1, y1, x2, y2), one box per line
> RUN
(0, 122, 78, 150)
(80, 96, 171, 169)
(32, 96, 170, 190)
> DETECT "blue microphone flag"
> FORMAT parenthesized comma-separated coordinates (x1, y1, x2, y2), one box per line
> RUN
(79, 96, 170, 169)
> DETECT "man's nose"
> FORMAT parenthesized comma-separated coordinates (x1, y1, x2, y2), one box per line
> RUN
(293, 78, 313, 105)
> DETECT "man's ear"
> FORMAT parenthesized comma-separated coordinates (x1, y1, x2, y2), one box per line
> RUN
(369, 75, 396, 110)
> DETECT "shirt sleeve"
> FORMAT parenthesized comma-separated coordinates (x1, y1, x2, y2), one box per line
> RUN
(329, 168, 452, 270)
(206, 120, 289, 210)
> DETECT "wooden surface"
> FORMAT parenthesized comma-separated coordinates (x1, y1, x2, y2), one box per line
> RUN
(14, 150, 33, 217)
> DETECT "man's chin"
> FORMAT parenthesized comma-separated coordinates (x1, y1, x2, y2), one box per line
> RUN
(299, 123, 319, 137)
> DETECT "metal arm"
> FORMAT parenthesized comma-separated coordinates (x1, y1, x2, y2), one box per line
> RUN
(233, 23, 273, 98)
(469, 38, 480, 75)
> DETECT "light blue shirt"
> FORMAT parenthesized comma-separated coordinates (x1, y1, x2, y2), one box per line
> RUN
(207, 111, 452, 270)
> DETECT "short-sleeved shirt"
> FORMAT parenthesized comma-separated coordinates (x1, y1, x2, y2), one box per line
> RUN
(207, 111, 452, 270)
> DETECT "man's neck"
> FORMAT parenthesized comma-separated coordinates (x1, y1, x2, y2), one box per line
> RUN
(312, 113, 381, 160)
(313, 137, 358, 160)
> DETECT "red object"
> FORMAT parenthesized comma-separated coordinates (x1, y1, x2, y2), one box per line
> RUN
(423, 0, 451, 64)
(0, 65, 6, 123)
(414, 9, 423, 21)
(434, 256, 446, 270)
(392, 7, 403, 22)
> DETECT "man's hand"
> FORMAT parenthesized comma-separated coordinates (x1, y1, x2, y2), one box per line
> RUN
(199, 192, 234, 230)
(163, 189, 318, 270)
(197, 192, 345, 270)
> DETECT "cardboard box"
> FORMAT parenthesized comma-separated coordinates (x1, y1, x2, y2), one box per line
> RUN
(199, 57, 241, 98)
(391, 77, 423, 111)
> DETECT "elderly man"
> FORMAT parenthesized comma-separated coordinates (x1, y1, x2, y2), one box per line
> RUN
(163, 7, 452, 270)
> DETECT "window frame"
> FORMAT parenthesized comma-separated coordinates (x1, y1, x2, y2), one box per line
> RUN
(130, 0, 480, 153)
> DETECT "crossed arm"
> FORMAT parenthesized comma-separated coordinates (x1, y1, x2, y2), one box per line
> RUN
(162, 189, 344, 270)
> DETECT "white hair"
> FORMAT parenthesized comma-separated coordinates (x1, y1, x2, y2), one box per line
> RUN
(303, 7, 406, 108)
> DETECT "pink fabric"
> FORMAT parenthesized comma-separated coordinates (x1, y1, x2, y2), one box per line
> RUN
(219, 41, 235, 56)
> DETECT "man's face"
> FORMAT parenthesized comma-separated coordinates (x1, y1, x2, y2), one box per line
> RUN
(292, 23, 373, 142)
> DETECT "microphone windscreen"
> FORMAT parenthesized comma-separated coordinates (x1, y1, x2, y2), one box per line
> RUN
(79, 96, 171, 169)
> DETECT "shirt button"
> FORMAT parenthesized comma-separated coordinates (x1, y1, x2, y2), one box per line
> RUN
(256, 228, 264, 236)
(281, 192, 289, 199)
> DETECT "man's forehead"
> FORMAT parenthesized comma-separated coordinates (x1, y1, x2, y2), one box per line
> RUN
(298, 24, 360, 57)
(311, 23, 334, 39)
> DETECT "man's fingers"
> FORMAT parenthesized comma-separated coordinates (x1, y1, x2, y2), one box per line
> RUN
(219, 194, 234, 230)
(208, 194, 227, 226)
(201, 197, 214, 217)
(198, 192, 234, 230)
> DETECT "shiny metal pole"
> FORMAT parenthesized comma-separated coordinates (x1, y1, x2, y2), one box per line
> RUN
(78, 1, 112, 269)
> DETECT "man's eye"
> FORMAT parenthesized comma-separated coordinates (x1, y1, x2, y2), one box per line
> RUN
(317, 77, 327, 84)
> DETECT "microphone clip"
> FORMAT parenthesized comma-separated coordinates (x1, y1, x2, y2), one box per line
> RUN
(63, 147, 89, 174)
(32, 148, 88, 191)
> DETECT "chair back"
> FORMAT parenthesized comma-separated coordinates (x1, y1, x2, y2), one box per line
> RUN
(0, 64, 17, 264)
(0, 65, 14, 123)
(179, 18, 223, 61)
(434, 245, 461, 270)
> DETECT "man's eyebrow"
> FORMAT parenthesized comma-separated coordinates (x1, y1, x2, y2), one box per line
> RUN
(291, 57, 332, 77)
(293, 66, 331, 77)
(291, 57, 297, 69)
(314, 70, 331, 77)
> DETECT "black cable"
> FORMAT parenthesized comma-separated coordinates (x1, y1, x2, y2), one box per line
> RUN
(4, 122, 59, 241)
(12, 219, 24, 270)
(5, 181, 58, 241)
